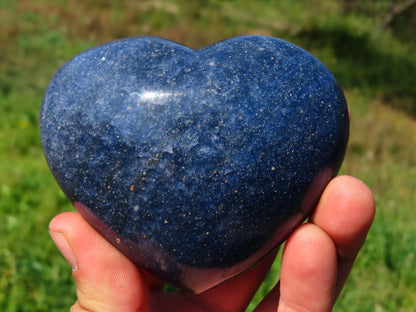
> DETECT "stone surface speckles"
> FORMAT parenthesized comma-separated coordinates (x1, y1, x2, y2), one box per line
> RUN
(40, 35, 349, 292)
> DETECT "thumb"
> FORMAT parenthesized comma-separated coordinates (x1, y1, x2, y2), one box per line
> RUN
(49, 212, 149, 312)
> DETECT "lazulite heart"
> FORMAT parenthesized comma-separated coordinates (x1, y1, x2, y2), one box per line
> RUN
(40, 35, 349, 293)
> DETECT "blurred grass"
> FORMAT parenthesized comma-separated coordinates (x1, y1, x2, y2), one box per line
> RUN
(1, 0, 415, 311)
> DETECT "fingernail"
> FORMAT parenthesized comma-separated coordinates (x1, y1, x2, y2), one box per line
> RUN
(50, 231, 78, 272)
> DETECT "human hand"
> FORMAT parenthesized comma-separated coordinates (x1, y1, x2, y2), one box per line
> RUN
(49, 175, 375, 312)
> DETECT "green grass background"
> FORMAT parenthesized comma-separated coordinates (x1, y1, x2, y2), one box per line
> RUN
(1, 0, 415, 311)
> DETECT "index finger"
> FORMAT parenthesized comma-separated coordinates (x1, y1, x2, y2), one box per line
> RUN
(310, 175, 376, 296)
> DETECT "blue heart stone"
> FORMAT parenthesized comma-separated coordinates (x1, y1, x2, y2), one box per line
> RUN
(40, 35, 348, 292)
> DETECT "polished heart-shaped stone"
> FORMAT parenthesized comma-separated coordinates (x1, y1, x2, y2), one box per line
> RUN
(40, 35, 349, 293)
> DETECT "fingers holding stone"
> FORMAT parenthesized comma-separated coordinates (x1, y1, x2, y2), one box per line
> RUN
(49, 212, 149, 312)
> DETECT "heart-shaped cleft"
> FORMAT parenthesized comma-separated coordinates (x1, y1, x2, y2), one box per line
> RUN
(40, 35, 349, 293)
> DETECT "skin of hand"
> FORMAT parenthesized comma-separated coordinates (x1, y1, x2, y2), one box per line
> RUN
(49, 175, 375, 312)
